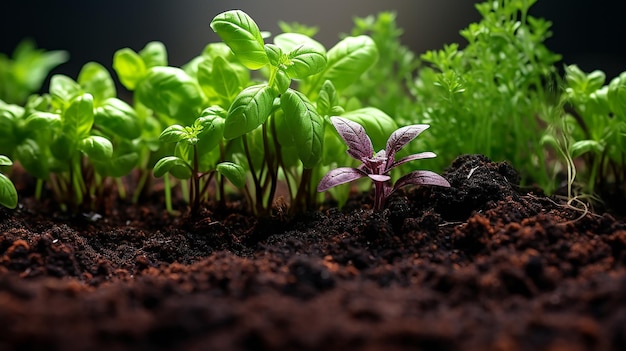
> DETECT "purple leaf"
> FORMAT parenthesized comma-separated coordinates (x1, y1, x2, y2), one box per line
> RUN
(330, 116, 373, 161)
(367, 174, 391, 182)
(389, 151, 437, 170)
(317, 167, 367, 192)
(392, 170, 450, 193)
(385, 124, 429, 166)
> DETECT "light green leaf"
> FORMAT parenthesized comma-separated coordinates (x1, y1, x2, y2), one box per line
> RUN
(139, 41, 168, 68)
(314, 35, 378, 91)
(0, 173, 18, 209)
(112, 48, 147, 90)
(153, 156, 192, 179)
(280, 89, 323, 168)
(216, 161, 246, 188)
(50, 75, 81, 103)
(135, 66, 205, 125)
(274, 33, 326, 55)
(224, 84, 276, 139)
(284, 43, 327, 79)
(570, 139, 603, 158)
(79, 135, 113, 161)
(210, 10, 269, 70)
(94, 98, 141, 139)
(197, 56, 241, 104)
(62, 94, 94, 139)
(0, 155, 12, 167)
(78, 62, 116, 105)
(24, 111, 61, 131)
(159, 124, 187, 143)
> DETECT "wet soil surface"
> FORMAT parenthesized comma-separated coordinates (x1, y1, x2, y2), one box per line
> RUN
(1, 154, 625, 351)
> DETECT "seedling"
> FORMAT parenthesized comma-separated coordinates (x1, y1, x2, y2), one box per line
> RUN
(317, 117, 450, 211)
(0, 155, 18, 209)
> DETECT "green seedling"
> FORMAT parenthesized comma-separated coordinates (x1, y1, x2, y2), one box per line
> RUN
(153, 107, 245, 214)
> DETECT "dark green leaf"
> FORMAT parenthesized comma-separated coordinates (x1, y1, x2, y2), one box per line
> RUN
(153, 156, 192, 179)
(0, 173, 17, 209)
(280, 89, 323, 168)
(216, 161, 246, 188)
(15, 139, 50, 179)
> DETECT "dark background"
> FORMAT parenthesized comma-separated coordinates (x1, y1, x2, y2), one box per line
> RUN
(2, 0, 625, 83)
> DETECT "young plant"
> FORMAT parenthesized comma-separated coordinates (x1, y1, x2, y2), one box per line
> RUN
(153, 107, 246, 214)
(317, 117, 450, 211)
(0, 155, 18, 209)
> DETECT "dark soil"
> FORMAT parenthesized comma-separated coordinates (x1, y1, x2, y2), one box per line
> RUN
(1, 154, 625, 351)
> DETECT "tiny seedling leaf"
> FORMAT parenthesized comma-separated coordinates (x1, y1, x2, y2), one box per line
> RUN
(153, 156, 192, 179)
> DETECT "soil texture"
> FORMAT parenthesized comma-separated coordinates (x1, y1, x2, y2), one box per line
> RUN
(1, 154, 625, 351)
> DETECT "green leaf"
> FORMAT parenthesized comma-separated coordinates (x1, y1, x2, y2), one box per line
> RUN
(77, 62, 116, 105)
(93, 146, 139, 178)
(94, 98, 141, 139)
(317, 80, 342, 116)
(159, 124, 187, 143)
(197, 56, 241, 104)
(283, 43, 327, 79)
(24, 111, 61, 131)
(315, 35, 378, 91)
(62, 94, 94, 139)
(112, 48, 147, 90)
(79, 135, 113, 161)
(608, 72, 626, 118)
(0, 173, 17, 209)
(0, 155, 12, 167)
(196, 113, 225, 155)
(274, 33, 326, 55)
(210, 10, 269, 70)
(50, 75, 81, 103)
(280, 89, 323, 168)
(570, 139, 604, 158)
(153, 156, 192, 179)
(224, 84, 276, 139)
(340, 107, 397, 151)
(16, 139, 50, 179)
(139, 41, 168, 68)
(216, 161, 246, 188)
(135, 66, 205, 125)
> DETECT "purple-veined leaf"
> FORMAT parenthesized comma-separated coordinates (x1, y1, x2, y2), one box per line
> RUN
(386, 124, 429, 167)
(392, 170, 450, 194)
(389, 151, 437, 170)
(330, 116, 373, 161)
(317, 167, 366, 192)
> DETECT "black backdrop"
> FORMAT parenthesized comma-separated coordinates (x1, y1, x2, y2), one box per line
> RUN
(1, 0, 625, 85)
